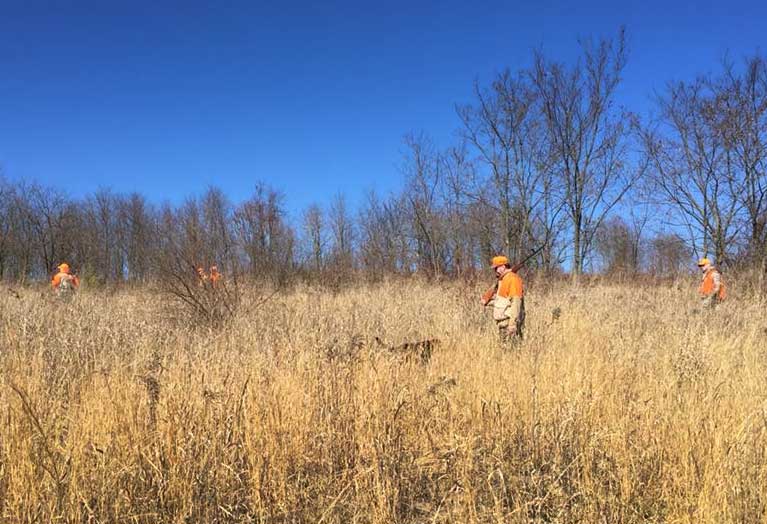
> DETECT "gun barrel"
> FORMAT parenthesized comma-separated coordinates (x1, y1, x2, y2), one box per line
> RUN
(510, 245, 544, 272)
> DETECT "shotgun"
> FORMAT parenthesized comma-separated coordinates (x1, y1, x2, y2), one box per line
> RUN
(510, 245, 544, 273)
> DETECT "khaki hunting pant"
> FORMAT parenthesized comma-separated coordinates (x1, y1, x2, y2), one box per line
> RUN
(496, 297, 525, 344)
(701, 294, 720, 309)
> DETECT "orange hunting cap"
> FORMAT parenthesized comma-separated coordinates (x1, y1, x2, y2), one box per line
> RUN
(491, 256, 509, 268)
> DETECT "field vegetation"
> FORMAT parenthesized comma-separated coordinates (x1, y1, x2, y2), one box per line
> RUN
(2, 278, 766, 523)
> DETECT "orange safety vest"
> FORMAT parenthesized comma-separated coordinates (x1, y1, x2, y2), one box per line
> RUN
(482, 270, 525, 304)
(51, 271, 79, 290)
(699, 268, 726, 300)
(490, 271, 524, 322)
(497, 271, 524, 299)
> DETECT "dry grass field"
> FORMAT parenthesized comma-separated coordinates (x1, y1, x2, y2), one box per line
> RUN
(1, 278, 767, 523)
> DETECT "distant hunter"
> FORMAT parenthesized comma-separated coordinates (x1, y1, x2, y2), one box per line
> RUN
(481, 255, 525, 345)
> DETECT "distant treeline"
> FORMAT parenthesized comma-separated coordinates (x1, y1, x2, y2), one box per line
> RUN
(1, 30, 765, 285)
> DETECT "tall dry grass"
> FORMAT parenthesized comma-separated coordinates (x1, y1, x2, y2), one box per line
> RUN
(1, 278, 766, 523)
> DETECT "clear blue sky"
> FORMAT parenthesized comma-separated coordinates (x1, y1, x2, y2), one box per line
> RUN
(1, 0, 765, 216)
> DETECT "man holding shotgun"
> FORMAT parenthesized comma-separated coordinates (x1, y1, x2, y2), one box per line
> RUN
(481, 249, 540, 344)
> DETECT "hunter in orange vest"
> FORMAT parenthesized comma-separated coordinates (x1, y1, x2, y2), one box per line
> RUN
(697, 258, 726, 308)
(482, 255, 526, 343)
(51, 263, 80, 298)
(209, 265, 222, 286)
(196, 266, 208, 287)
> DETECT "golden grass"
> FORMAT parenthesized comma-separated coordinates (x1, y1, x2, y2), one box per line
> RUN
(1, 279, 766, 523)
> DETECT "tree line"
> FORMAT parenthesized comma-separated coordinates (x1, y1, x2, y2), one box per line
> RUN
(1, 30, 765, 286)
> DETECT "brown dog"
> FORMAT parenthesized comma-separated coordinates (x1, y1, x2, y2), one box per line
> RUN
(375, 337, 441, 365)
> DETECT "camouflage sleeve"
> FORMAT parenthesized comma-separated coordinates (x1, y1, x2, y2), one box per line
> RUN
(711, 271, 721, 294)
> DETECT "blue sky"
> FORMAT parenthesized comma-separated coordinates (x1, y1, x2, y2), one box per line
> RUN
(1, 1, 765, 217)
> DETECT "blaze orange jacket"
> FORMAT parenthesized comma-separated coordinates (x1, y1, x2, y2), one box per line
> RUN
(699, 268, 726, 299)
(498, 271, 524, 299)
(51, 272, 79, 289)
(482, 270, 524, 304)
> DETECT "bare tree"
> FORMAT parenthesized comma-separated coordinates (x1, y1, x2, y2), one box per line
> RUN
(532, 28, 642, 277)
(201, 187, 236, 273)
(232, 184, 294, 281)
(594, 216, 643, 275)
(327, 193, 355, 276)
(5, 184, 35, 282)
(647, 233, 691, 277)
(21, 183, 79, 277)
(458, 70, 558, 263)
(640, 77, 742, 266)
(358, 190, 410, 275)
(402, 134, 448, 276)
(719, 55, 767, 272)
(118, 193, 156, 282)
(0, 178, 13, 280)
(301, 203, 326, 273)
(81, 189, 124, 283)
(153, 203, 240, 326)
(440, 145, 483, 275)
